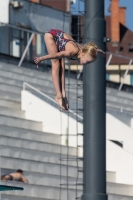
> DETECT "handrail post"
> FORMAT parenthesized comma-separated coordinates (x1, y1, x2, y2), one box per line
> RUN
(23, 82, 26, 90)
(119, 59, 133, 91)
(18, 33, 34, 67)
(106, 54, 112, 69)
(77, 65, 83, 80)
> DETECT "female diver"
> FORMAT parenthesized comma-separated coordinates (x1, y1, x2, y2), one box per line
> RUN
(34, 29, 105, 111)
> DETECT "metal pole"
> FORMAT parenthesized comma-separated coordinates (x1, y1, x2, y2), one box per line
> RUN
(82, 0, 107, 200)
(18, 33, 34, 67)
(118, 59, 133, 91)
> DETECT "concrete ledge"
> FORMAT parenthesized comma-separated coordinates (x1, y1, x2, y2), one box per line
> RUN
(2, 194, 133, 200)
(107, 171, 116, 183)
(0, 181, 82, 200)
(107, 182, 133, 196)
(1, 181, 133, 199)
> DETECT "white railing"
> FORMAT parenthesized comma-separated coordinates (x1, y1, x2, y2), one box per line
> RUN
(23, 82, 83, 120)
(78, 51, 133, 91)
(106, 52, 133, 91)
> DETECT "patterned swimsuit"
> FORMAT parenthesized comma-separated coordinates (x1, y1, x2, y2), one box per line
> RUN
(46, 29, 80, 60)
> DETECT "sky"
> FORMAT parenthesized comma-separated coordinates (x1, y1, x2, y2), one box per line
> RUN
(71, 0, 133, 31)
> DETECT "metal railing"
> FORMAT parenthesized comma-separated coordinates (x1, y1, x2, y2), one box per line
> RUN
(106, 52, 133, 91)
(0, 22, 47, 67)
(1, 22, 133, 91)
(78, 52, 133, 91)
(23, 82, 83, 119)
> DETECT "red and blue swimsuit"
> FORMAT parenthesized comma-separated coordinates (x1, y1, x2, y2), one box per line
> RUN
(46, 29, 80, 59)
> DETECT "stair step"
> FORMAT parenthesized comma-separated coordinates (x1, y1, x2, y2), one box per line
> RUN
(0, 76, 54, 92)
(0, 91, 21, 102)
(0, 145, 82, 168)
(0, 98, 21, 109)
(1, 168, 82, 188)
(0, 61, 52, 80)
(0, 135, 76, 156)
(0, 125, 60, 144)
(0, 69, 53, 88)
(0, 106, 25, 118)
(107, 87, 133, 100)
(1, 168, 114, 187)
(107, 95, 133, 106)
(107, 101, 133, 112)
(0, 81, 77, 99)
(0, 115, 42, 131)
(1, 156, 82, 179)
(0, 61, 80, 85)
(0, 83, 21, 94)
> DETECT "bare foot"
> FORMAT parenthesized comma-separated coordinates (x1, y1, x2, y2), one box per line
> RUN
(55, 96, 67, 111)
(63, 96, 69, 110)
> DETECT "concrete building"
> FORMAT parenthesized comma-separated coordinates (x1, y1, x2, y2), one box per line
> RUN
(0, 0, 70, 63)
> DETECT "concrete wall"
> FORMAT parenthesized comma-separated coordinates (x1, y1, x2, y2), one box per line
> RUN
(0, 26, 9, 54)
(9, 0, 70, 33)
(21, 89, 133, 185)
(107, 140, 133, 185)
(21, 90, 83, 151)
(0, 0, 9, 23)
(106, 113, 133, 154)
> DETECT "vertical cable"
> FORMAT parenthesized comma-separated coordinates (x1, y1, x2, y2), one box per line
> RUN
(76, 0, 85, 198)
(66, 1, 71, 199)
(75, 0, 80, 197)
(0, 143, 1, 200)
(59, 109, 62, 200)
(59, 2, 65, 200)
(67, 59, 71, 200)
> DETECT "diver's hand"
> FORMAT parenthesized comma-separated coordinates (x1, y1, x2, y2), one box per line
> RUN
(34, 57, 42, 68)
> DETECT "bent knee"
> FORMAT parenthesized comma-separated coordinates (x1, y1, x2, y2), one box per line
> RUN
(52, 60, 60, 68)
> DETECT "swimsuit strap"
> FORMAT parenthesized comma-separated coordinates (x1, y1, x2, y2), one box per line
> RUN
(65, 40, 81, 60)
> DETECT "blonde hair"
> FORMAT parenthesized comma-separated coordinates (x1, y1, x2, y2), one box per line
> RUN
(81, 42, 98, 59)
(81, 42, 106, 59)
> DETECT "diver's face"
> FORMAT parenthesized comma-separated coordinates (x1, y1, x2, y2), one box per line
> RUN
(80, 53, 95, 65)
